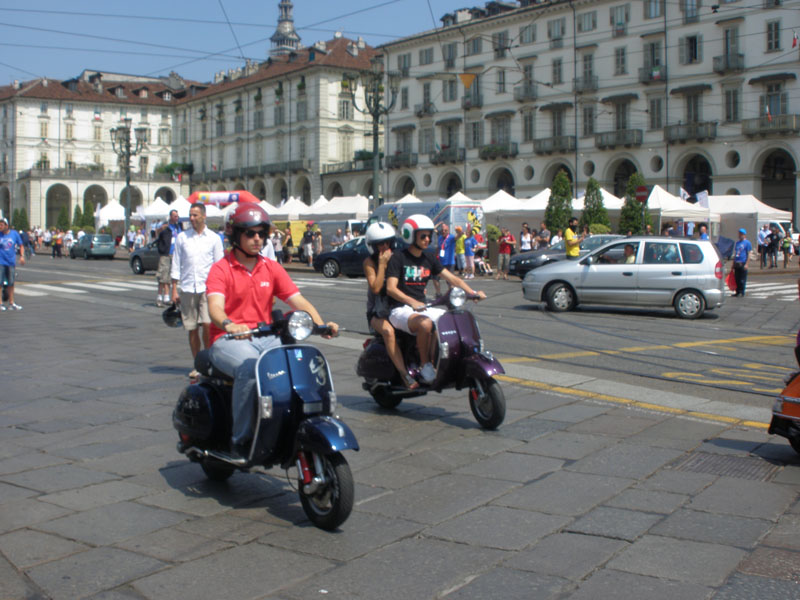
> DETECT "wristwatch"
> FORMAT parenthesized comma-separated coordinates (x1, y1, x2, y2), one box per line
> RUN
(221, 318, 233, 328)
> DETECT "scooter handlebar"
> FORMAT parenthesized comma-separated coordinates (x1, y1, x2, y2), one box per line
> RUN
(222, 324, 276, 340)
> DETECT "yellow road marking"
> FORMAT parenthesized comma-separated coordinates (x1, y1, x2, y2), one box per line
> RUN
(496, 374, 770, 429)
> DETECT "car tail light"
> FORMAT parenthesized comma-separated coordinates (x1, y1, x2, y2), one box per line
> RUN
(714, 260, 722, 279)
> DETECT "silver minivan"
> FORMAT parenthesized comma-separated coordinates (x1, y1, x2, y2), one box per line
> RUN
(522, 236, 725, 318)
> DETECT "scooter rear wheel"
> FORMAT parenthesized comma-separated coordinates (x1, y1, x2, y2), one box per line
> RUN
(299, 451, 354, 531)
(469, 378, 506, 430)
(201, 459, 236, 481)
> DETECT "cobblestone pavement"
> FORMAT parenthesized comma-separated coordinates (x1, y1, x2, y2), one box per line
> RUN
(1, 294, 799, 600)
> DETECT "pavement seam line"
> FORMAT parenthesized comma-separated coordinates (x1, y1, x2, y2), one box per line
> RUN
(495, 374, 770, 429)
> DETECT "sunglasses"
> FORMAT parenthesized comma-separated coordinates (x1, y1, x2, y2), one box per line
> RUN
(417, 233, 432, 240)
(242, 228, 268, 239)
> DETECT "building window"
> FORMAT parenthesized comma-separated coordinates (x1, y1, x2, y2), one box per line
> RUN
(93, 154, 102, 167)
(614, 102, 629, 130)
(395, 130, 411, 154)
(38, 152, 49, 169)
(764, 82, 786, 116)
(724, 88, 740, 122)
(120, 107, 127, 119)
(65, 103, 74, 117)
(254, 110, 263, 129)
(216, 119, 224, 136)
(547, 18, 566, 48)
(680, 35, 703, 64)
(577, 11, 597, 32)
(338, 99, 353, 120)
(235, 141, 243, 163)
(65, 123, 74, 139)
(419, 47, 433, 65)
(139, 156, 149, 173)
(93, 106, 102, 120)
(552, 110, 565, 137)
(40, 121, 48, 138)
(180, 127, 187, 144)
(682, 0, 699, 23)
(419, 127, 434, 154)
(520, 24, 536, 45)
(94, 125, 102, 141)
(766, 20, 781, 51)
(523, 64, 534, 85)
(686, 93, 701, 123)
(582, 54, 594, 79)
(497, 70, 506, 93)
(299, 135, 306, 158)
(201, 123, 207, 140)
(234, 114, 244, 133)
(40, 102, 48, 114)
(492, 31, 509, 58)
(275, 104, 286, 125)
(443, 42, 457, 68)
(397, 53, 411, 76)
(423, 82, 432, 106)
(158, 128, 170, 145)
(611, 5, 630, 37)
(582, 105, 594, 136)
(522, 110, 535, 142)
(614, 47, 627, 75)
(643, 41, 662, 67)
(466, 121, 483, 149)
(552, 58, 563, 85)
(400, 87, 409, 109)
(645, 0, 663, 18)
(275, 136, 283, 161)
(296, 100, 307, 121)
(65, 153, 75, 170)
(141, 108, 148, 120)
(442, 79, 458, 102)
(490, 117, 511, 144)
(465, 37, 482, 56)
(649, 97, 663, 129)
(441, 124, 459, 148)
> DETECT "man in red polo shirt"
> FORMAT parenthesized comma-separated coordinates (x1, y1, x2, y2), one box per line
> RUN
(207, 204, 337, 458)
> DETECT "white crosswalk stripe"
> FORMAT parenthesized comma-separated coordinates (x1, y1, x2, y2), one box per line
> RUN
(741, 282, 796, 301)
(21, 283, 88, 294)
(63, 282, 136, 292)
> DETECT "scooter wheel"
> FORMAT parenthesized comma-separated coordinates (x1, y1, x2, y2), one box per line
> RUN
(469, 378, 506, 430)
(299, 452, 354, 531)
(201, 459, 236, 481)
(371, 385, 403, 409)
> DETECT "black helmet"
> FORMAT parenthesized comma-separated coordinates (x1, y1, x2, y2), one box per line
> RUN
(162, 303, 183, 328)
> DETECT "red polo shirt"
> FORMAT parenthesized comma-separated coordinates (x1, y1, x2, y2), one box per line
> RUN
(206, 252, 300, 344)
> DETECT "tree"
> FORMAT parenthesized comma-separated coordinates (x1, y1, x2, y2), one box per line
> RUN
(56, 206, 70, 231)
(82, 201, 95, 228)
(12, 208, 20, 228)
(72, 204, 83, 229)
(579, 177, 610, 230)
(544, 170, 573, 234)
(617, 172, 653, 235)
(14, 207, 29, 231)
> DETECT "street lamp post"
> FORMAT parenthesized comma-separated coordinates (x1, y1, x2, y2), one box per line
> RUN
(344, 56, 400, 211)
(110, 118, 146, 245)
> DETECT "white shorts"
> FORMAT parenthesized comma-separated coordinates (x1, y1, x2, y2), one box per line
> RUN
(389, 305, 446, 334)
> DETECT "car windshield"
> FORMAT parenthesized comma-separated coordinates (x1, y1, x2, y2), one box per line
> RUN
(583, 236, 615, 250)
(340, 237, 361, 251)
(94, 235, 112, 242)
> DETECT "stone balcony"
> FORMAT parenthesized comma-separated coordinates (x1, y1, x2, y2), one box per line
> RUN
(478, 142, 518, 160)
(639, 65, 667, 84)
(595, 129, 643, 149)
(533, 135, 576, 154)
(386, 152, 419, 169)
(713, 54, 745, 74)
(574, 76, 599, 94)
(664, 122, 718, 144)
(513, 84, 538, 102)
(429, 147, 465, 165)
(742, 114, 800, 136)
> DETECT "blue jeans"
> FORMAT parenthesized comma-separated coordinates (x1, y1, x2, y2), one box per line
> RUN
(210, 335, 281, 446)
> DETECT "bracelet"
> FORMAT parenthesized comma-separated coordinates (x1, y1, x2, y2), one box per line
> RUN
(221, 318, 233, 328)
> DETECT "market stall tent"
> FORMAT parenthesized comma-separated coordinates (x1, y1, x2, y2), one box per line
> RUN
(706, 195, 792, 240)
(96, 199, 126, 228)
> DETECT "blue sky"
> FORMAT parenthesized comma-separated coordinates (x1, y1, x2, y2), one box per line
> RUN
(0, 0, 474, 84)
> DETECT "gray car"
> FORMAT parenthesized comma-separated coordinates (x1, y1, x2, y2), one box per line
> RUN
(522, 237, 725, 319)
(69, 234, 116, 259)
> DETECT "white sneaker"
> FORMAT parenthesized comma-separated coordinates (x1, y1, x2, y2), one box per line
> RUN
(0, 305, 6, 311)
(9, 303, 21, 310)
(420, 362, 436, 384)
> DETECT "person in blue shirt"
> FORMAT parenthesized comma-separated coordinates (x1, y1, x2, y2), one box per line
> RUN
(698, 224, 709, 240)
(0, 217, 26, 310)
(733, 228, 752, 297)
(463, 228, 478, 279)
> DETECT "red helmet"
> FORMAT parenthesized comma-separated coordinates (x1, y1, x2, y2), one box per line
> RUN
(225, 202, 270, 242)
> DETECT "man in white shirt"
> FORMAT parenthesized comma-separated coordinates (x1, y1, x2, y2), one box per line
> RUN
(170, 202, 224, 370)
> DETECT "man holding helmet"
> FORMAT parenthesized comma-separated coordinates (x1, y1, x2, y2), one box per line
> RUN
(386, 214, 485, 384)
(206, 203, 338, 457)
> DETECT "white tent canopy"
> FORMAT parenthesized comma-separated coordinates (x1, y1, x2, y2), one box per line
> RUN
(647, 185, 712, 220)
(143, 197, 170, 218)
(572, 188, 624, 212)
(169, 196, 192, 219)
(526, 189, 551, 207)
(396, 193, 422, 204)
(310, 195, 330, 210)
(96, 199, 126, 228)
(706, 194, 792, 239)
(270, 196, 310, 220)
(318, 194, 369, 218)
(481, 189, 525, 214)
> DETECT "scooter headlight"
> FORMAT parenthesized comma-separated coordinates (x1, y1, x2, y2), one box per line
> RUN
(449, 287, 466, 308)
(287, 311, 314, 341)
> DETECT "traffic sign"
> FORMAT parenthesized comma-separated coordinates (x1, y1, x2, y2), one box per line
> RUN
(636, 186, 649, 203)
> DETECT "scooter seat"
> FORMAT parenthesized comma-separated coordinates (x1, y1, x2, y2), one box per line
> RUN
(194, 349, 232, 380)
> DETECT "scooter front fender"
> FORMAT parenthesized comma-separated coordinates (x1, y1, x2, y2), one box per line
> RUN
(460, 353, 506, 384)
(296, 416, 360, 455)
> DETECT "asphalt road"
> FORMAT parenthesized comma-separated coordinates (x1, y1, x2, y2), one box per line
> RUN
(12, 252, 800, 416)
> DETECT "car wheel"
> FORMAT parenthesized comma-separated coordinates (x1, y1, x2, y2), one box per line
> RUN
(674, 290, 705, 319)
(545, 282, 575, 312)
(131, 257, 144, 274)
(322, 259, 340, 278)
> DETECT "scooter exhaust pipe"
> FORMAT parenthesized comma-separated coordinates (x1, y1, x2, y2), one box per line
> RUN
(183, 445, 249, 467)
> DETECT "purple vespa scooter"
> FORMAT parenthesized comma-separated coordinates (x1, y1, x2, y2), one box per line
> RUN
(356, 288, 506, 429)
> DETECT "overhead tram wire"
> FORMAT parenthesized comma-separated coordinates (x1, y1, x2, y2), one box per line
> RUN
(217, 0, 247, 63)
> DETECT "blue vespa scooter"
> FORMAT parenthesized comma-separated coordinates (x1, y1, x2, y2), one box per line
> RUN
(173, 311, 358, 530)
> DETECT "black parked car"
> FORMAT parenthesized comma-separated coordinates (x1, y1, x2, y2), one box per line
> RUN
(313, 236, 371, 278)
(129, 241, 160, 274)
(508, 234, 624, 278)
